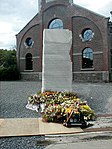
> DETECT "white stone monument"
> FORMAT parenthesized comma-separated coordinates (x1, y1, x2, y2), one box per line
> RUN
(42, 29, 72, 92)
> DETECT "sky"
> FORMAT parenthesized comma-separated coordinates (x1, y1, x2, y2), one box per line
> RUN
(0, 0, 112, 50)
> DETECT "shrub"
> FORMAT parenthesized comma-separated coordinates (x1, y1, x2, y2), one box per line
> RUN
(0, 49, 20, 81)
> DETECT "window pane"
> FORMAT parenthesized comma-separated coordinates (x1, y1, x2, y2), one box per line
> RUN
(26, 53, 33, 70)
(82, 29, 94, 42)
(49, 19, 63, 29)
(82, 48, 93, 68)
(25, 37, 33, 47)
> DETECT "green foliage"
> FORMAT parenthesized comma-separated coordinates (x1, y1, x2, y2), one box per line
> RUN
(0, 49, 20, 81)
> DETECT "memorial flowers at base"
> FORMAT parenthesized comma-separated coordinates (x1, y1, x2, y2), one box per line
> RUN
(26, 91, 96, 124)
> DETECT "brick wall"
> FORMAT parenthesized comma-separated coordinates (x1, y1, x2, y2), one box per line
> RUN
(16, 1, 110, 82)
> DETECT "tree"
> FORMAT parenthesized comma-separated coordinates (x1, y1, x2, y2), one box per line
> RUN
(0, 49, 20, 80)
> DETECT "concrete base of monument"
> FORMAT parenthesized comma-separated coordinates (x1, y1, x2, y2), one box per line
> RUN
(0, 118, 83, 137)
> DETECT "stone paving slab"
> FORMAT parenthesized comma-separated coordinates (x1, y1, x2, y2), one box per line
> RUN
(0, 118, 39, 137)
(0, 118, 83, 137)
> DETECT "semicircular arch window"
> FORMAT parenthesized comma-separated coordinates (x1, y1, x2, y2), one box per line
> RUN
(48, 19, 63, 29)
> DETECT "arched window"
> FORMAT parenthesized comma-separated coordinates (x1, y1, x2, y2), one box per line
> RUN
(82, 48, 93, 68)
(25, 53, 33, 70)
(48, 18, 63, 29)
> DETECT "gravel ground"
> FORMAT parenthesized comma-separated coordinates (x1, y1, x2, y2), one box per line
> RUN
(0, 81, 112, 149)
(0, 81, 42, 118)
(72, 83, 112, 114)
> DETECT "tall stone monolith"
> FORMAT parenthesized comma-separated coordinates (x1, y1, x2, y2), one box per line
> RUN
(42, 29, 72, 92)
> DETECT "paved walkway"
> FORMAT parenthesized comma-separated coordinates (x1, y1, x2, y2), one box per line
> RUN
(0, 118, 83, 137)
(45, 139, 112, 149)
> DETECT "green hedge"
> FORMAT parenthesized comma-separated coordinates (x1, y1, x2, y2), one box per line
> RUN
(0, 66, 20, 81)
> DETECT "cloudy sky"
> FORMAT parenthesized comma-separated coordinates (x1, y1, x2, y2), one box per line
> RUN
(0, 0, 112, 49)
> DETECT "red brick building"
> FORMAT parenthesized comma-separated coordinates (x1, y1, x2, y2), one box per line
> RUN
(16, 0, 112, 82)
